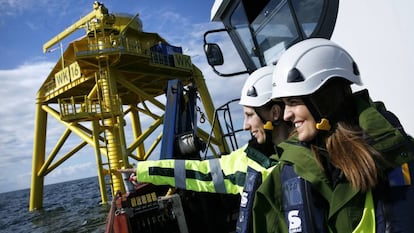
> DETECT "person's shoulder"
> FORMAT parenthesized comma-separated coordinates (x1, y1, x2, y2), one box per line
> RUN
(219, 144, 248, 157)
(273, 137, 312, 162)
(278, 136, 309, 151)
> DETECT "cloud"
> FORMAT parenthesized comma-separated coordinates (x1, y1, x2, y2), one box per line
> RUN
(47, 162, 96, 178)
(0, 62, 52, 155)
(0, 161, 97, 193)
(0, 2, 250, 194)
(4, 0, 90, 14)
(0, 61, 91, 193)
(135, 6, 248, 108)
(0, 61, 54, 192)
(0, 0, 34, 16)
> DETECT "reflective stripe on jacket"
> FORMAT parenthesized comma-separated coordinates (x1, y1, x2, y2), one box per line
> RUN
(136, 144, 276, 195)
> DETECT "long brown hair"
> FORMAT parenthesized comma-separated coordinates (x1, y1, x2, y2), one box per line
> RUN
(324, 123, 383, 191)
(310, 78, 385, 191)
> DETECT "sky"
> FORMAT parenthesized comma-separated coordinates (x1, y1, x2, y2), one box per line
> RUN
(0, 0, 413, 194)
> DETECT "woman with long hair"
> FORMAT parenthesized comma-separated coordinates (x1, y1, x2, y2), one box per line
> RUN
(254, 38, 414, 233)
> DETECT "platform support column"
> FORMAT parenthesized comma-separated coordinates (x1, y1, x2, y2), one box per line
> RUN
(29, 103, 47, 211)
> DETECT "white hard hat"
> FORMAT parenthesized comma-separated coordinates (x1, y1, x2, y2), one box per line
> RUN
(271, 38, 362, 100)
(239, 65, 274, 107)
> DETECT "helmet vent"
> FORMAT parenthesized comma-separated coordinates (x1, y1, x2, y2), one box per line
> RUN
(287, 68, 305, 83)
(246, 86, 258, 97)
(352, 62, 360, 76)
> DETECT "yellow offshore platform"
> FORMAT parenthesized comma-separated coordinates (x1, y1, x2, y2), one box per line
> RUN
(29, 2, 230, 211)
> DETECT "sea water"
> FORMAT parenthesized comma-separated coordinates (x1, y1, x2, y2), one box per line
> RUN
(0, 177, 109, 233)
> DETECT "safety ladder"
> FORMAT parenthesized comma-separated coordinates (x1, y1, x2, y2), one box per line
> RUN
(94, 64, 124, 198)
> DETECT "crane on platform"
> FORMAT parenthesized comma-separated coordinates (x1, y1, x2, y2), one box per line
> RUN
(30, 1, 235, 216)
(43, 1, 117, 53)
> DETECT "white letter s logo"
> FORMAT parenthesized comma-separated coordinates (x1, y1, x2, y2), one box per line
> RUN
(288, 210, 302, 233)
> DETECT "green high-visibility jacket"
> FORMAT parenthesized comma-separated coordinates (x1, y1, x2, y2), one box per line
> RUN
(135, 144, 278, 195)
(252, 89, 414, 233)
(252, 140, 365, 233)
